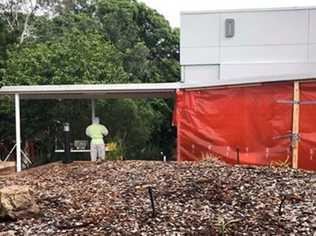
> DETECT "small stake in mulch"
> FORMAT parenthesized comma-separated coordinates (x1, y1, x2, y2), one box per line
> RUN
(236, 148, 240, 165)
(148, 186, 156, 217)
(278, 195, 287, 216)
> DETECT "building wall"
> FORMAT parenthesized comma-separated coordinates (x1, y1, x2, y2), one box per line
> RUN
(181, 8, 316, 85)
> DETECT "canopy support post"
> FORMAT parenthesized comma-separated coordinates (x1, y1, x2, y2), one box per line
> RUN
(91, 99, 96, 123)
(292, 81, 300, 169)
(15, 93, 21, 172)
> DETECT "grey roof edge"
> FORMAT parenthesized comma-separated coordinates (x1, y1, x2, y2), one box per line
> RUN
(180, 6, 316, 16)
(181, 74, 316, 90)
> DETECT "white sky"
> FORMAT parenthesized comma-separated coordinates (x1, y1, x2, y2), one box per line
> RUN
(139, 0, 316, 27)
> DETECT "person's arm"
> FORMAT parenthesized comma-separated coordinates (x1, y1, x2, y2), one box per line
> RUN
(86, 126, 91, 138)
(102, 125, 109, 137)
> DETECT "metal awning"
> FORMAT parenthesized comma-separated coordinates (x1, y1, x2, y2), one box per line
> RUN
(0, 82, 182, 172)
(0, 83, 181, 99)
(2, 75, 315, 100)
(2, 79, 316, 172)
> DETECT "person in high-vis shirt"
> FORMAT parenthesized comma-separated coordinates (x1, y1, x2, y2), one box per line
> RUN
(85, 117, 109, 161)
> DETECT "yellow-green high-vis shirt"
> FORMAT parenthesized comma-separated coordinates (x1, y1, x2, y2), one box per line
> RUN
(85, 124, 109, 144)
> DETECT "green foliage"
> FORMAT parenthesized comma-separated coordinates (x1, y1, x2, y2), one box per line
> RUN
(0, 0, 180, 161)
(0, 20, 6, 83)
(4, 30, 128, 85)
(0, 97, 15, 140)
(95, 0, 140, 50)
(96, 99, 161, 159)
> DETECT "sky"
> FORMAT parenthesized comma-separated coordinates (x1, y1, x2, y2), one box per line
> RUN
(139, 0, 316, 27)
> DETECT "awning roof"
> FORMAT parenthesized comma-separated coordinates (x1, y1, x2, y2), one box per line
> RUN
(2, 75, 315, 100)
(0, 83, 181, 99)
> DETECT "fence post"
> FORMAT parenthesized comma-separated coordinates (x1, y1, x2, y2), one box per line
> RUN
(292, 81, 300, 169)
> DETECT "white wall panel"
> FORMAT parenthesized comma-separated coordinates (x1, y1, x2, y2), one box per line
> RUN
(221, 10, 308, 46)
(184, 65, 219, 84)
(310, 10, 316, 43)
(180, 14, 220, 48)
(181, 47, 220, 65)
(310, 45, 316, 62)
(221, 45, 308, 63)
(220, 63, 313, 81)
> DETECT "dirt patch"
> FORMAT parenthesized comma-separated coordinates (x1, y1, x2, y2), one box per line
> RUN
(0, 162, 15, 177)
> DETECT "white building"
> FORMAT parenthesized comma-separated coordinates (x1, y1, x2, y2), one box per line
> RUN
(180, 7, 316, 86)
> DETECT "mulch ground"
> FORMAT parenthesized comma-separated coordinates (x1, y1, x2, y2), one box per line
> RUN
(0, 160, 315, 235)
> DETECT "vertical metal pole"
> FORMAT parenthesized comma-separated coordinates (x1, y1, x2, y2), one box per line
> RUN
(91, 99, 95, 123)
(15, 94, 21, 172)
(63, 123, 72, 164)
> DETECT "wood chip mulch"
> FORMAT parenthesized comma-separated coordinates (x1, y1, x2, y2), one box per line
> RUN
(0, 160, 315, 235)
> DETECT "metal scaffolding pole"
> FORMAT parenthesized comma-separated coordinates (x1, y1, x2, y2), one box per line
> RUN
(15, 94, 21, 172)
(91, 99, 96, 122)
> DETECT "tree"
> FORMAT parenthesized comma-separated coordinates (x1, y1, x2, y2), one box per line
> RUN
(1, 0, 180, 161)
(3, 30, 128, 85)
(0, 19, 7, 82)
(0, 0, 79, 45)
(92, 0, 180, 157)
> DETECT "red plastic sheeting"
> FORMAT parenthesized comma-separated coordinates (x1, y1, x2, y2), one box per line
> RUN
(299, 83, 316, 170)
(174, 82, 316, 170)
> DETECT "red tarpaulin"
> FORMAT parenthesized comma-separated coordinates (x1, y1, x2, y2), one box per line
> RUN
(174, 82, 316, 170)
(299, 83, 316, 170)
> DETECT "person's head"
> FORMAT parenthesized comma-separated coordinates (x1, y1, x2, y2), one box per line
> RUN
(93, 117, 100, 124)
